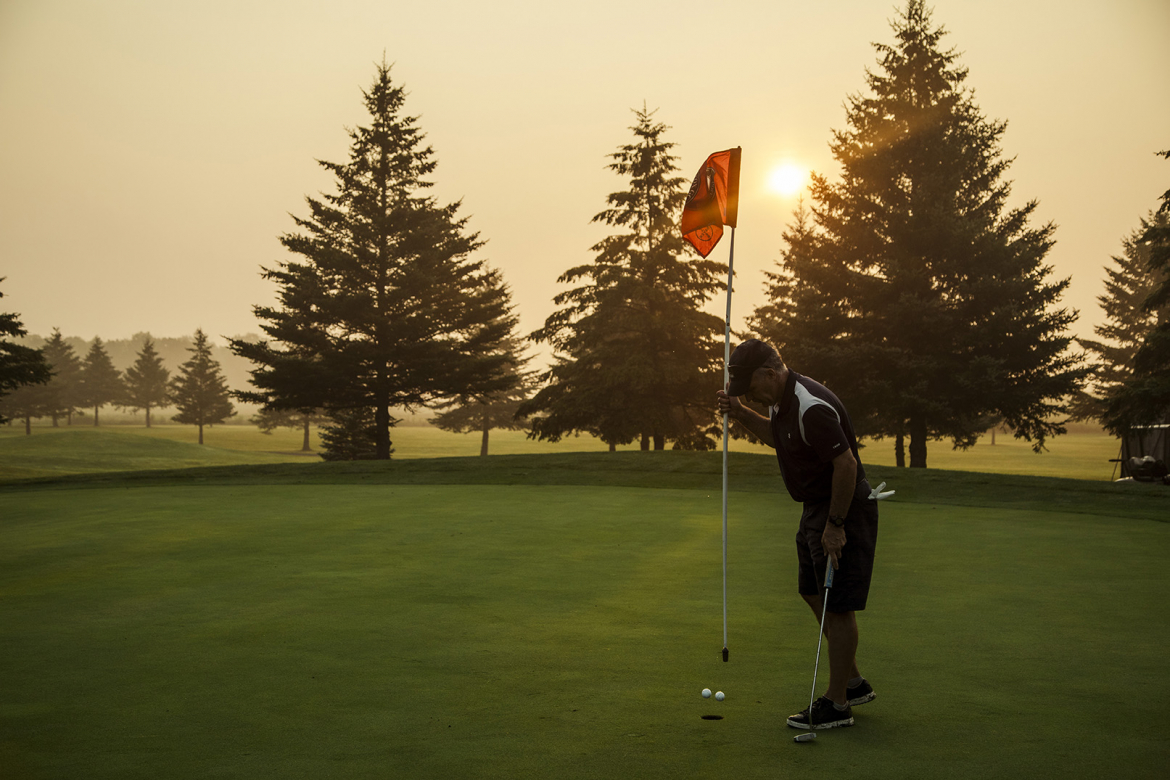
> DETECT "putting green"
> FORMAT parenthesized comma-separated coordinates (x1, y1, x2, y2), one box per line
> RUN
(2, 472, 1167, 778)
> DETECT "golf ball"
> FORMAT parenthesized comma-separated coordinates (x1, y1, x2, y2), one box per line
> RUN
(715, 691, 725, 701)
(701, 688, 712, 698)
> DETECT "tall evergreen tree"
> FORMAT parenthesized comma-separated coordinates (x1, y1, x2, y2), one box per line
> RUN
(170, 328, 235, 444)
(80, 337, 124, 426)
(231, 60, 513, 460)
(0, 280, 51, 426)
(123, 336, 171, 428)
(1072, 211, 1168, 423)
(752, 1, 1087, 467)
(521, 106, 725, 451)
(41, 329, 84, 426)
(1102, 149, 1170, 433)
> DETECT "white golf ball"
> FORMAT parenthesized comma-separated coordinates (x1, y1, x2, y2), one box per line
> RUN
(715, 691, 725, 701)
(701, 688, 712, 698)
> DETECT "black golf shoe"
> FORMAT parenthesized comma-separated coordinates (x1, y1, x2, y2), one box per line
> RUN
(787, 696, 854, 730)
(846, 679, 876, 706)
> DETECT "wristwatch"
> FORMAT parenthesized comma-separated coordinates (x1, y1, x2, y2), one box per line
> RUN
(827, 514, 846, 528)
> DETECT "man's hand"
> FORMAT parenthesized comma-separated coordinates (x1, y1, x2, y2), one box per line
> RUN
(822, 524, 846, 569)
(717, 387, 776, 447)
(716, 389, 742, 420)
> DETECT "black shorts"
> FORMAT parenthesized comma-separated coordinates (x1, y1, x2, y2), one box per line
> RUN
(796, 479, 879, 613)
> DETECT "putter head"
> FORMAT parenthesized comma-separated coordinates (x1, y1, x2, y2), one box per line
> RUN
(793, 732, 816, 743)
(722, 647, 729, 662)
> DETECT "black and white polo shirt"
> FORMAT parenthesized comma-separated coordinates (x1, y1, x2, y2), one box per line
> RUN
(768, 371, 866, 504)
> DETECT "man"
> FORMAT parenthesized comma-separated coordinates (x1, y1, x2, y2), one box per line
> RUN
(716, 339, 879, 731)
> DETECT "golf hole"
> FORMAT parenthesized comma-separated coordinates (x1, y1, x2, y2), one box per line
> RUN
(700, 715, 724, 720)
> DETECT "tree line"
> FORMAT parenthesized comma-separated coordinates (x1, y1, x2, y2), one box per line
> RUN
(3, 1, 1166, 465)
(0, 324, 235, 443)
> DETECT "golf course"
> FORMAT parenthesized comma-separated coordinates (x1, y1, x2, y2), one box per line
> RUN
(2, 427, 1167, 778)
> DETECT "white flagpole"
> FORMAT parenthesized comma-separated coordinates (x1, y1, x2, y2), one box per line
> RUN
(721, 226, 735, 663)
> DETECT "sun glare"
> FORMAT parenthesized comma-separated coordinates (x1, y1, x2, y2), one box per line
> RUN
(768, 163, 806, 197)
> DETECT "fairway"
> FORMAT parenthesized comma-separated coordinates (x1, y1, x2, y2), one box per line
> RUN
(2, 456, 1167, 778)
(0, 422, 1124, 482)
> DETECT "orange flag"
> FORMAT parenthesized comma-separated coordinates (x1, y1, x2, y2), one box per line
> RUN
(680, 147, 741, 257)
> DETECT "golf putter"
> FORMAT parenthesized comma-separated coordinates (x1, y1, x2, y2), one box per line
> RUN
(794, 561, 835, 743)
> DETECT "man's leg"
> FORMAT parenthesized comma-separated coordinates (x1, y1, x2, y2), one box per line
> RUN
(823, 610, 858, 705)
(801, 594, 860, 685)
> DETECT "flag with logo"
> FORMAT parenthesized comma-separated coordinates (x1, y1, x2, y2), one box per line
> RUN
(680, 147, 741, 257)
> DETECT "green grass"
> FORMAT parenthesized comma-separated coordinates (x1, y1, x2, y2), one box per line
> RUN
(0, 427, 310, 480)
(2, 454, 1168, 778)
(0, 422, 1125, 482)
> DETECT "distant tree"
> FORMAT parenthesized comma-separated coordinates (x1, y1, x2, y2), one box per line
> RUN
(0, 280, 51, 427)
(169, 329, 235, 444)
(752, 1, 1088, 467)
(252, 407, 329, 452)
(122, 337, 171, 427)
(0, 383, 49, 435)
(231, 60, 514, 460)
(1102, 149, 1170, 433)
(1072, 211, 1168, 423)
(521, 106, 725, 451)
(319, 406, 384, 461)
(431, 329, 535, 456)
(79, 337, 124, 427)
(41, 329, 84, 426)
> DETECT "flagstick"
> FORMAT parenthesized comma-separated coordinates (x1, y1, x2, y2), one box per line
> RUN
(721, 226, 736, 663)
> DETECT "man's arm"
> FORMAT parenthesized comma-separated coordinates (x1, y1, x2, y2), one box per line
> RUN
(716, 389, 776, 447)
(822, 449, 857, 569)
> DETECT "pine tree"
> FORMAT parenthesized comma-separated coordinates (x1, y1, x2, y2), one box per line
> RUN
(1102, 150, 1170, 433)
(41, 329, 84, 426)
(0, 280, 51, 426)
(1072, 211, 1168, 423)
(753, 1, 1087, 467)
(252, 407, 329, 452)
(319, 407, 384, 461)
(170, 328, 235, 444)
(122, 336, 171, 428)
(521, 106, 725, 451)
(80, 337, 124, 426)
(231, 60, 513, 460)
(431, 333, 534, 456)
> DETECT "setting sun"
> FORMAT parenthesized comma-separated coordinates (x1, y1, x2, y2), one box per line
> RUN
(768, 163, 807, 197)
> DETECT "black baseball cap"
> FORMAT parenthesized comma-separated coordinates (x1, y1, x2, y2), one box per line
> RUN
(726, 339, 778, 396)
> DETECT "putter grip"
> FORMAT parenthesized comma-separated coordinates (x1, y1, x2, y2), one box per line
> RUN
(826, 563, 834, 589)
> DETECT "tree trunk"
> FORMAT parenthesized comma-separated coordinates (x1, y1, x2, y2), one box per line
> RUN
(480, 424, 490, 457)
(653, 434, 665, 450)
(198, 424, 204, 445)
(909, 416, 928, 468)
(24, 415, 32, 435)
(609, 441, 616, 452)
(375, 395, 391, 459)
(146, 406, 152, 429)
(302, 419, 311, 451)
(94, 405, 100, 426)
(895, 431, 905, 468)
(640, 433, 649, 451)
(52, 415, 59, 428)
(990, 426, 996, 445)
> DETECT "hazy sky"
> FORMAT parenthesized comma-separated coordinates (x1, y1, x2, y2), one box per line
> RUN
(2, 0, 1167, 363)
